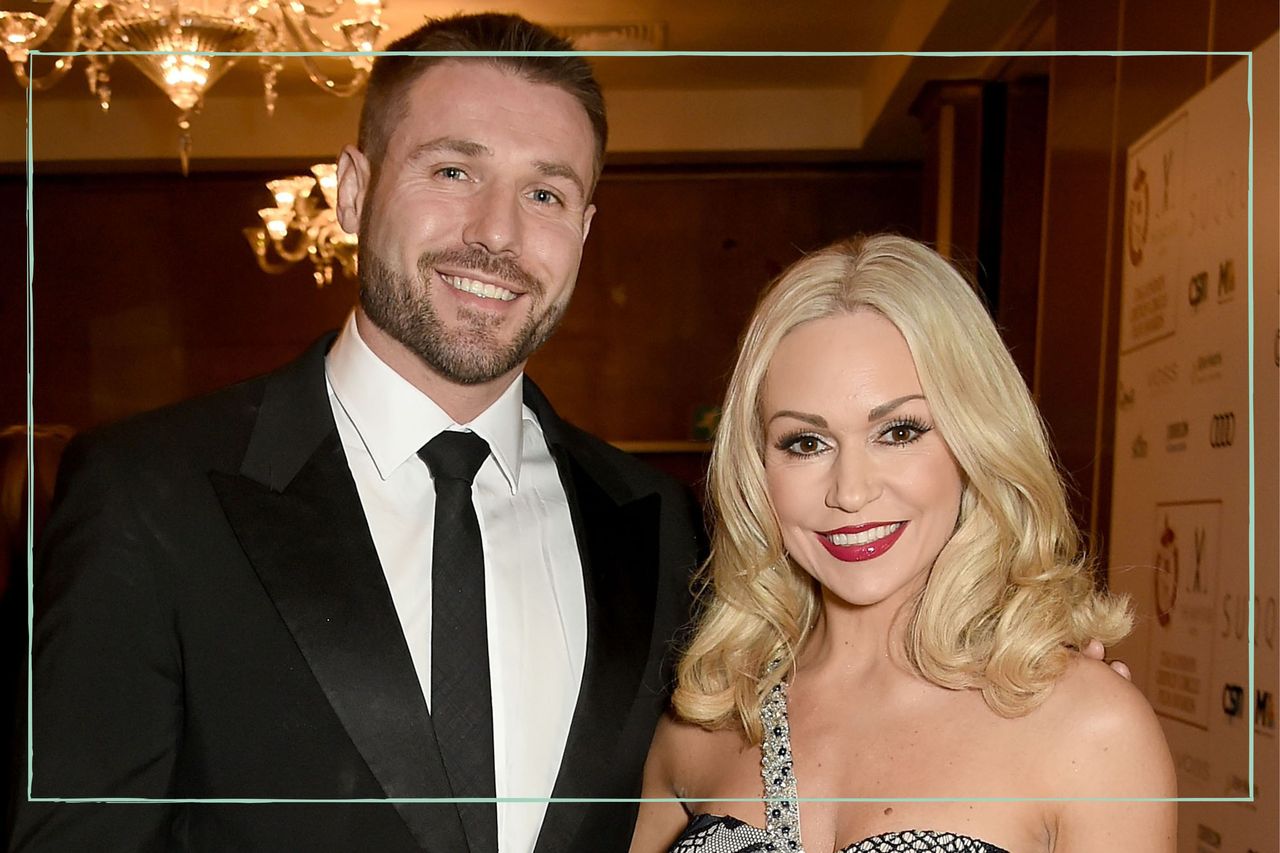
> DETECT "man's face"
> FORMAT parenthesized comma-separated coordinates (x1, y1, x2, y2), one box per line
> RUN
(338, 61, 597, 386)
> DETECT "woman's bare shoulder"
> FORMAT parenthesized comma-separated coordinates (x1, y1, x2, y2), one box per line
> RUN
(646, 711, 745, 793)
(1042, 656, 1161, 725)
(1029, 658, 1178, 851)
(651, 710, 725, 752)
(1035, 656, 1176, 797)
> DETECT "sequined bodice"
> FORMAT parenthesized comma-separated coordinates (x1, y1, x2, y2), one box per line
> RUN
(666, 682, 1011, 853)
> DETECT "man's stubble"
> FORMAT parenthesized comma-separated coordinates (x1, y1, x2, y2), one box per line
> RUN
(359, 243, 571, 387)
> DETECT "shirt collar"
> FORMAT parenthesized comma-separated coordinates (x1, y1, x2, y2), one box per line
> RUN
(325, 312, 526, 493)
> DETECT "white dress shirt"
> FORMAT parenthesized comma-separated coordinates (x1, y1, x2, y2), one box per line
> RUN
(325, 313, 586, 853)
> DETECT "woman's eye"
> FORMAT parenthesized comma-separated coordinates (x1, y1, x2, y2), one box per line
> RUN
(782, 434, 827, 455)
(887, 425, 916, 442)
(880, 421, 929, 445)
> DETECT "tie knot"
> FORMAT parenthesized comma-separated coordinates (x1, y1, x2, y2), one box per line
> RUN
(418, 431, 490, 485)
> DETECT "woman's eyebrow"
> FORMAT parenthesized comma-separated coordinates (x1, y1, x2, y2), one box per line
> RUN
(867, 394, 925, 422)
(766, 410, 828, 428)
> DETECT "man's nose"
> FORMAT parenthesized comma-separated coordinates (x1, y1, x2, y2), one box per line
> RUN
(462, 184, 522, 257)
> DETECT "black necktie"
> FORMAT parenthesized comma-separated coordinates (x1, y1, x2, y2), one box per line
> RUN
(418, 430, 496, 853)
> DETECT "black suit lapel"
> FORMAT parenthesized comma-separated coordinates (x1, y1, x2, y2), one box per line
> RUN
(209, 337, 467, 853)
(525, 385, 662, 853)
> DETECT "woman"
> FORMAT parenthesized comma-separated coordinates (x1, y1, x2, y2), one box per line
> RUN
(631, 235, 1175, 853)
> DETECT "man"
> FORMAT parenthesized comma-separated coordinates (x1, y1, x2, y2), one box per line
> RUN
(11, 13, 701, 853)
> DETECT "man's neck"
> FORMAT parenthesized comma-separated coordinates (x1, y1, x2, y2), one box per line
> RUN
(354, 309, 521, 424)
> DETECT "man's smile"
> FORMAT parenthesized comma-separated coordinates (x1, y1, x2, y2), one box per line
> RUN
(439, 272, 520, 302)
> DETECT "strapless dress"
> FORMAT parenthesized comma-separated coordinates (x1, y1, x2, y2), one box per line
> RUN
(666, 682, 1011, 853)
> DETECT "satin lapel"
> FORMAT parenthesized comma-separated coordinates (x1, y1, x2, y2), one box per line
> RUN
(531, 443, 661, 853)
(209, 339, 467, 853)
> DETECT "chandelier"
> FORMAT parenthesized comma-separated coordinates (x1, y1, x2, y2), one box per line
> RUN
(0, 0, 385, 171)
(244, 162, 358, 287)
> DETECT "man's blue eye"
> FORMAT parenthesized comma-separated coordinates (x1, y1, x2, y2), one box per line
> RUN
(531, 189, 560, 205)
(438, 167, 466, 180)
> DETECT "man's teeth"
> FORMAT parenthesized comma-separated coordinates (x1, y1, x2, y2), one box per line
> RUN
(443, 274, 517, 302)
(828, 523, 902, 546)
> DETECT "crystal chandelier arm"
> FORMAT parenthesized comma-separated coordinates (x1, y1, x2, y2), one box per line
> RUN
(273, 3, 379, 96)
(284, 21, 375, 96)
(296, 53, 370, 96)
(269, 229, 314, 263)
(334, 247, 357, 279)
(244, 227, 304, 274)
(15, 0, 75, 52)
(277, 3, 347, 52)
(310, 217, 357, 287)
(306, 245, 333, 287)
(313, 217, 345, 261)
(1, 0, 80, 88)
(284, 0, 349, 20)
(10, 53, 76, 90)
(14, 5, 115, 101)
(251, 254, 299, 275)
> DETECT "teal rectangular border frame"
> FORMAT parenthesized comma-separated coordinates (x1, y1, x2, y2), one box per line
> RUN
(22, 47, 1256, 805)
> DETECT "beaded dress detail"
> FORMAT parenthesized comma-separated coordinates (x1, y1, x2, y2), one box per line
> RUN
(665, 681, 1009, 853)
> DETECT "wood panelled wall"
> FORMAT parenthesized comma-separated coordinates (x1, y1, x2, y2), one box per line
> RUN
(911, 76, 1049, 388)
(0, 164, 920, 454)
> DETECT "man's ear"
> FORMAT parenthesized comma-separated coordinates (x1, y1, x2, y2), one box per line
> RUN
(581, 203, 596, 244)
(336, 144, 370, 234)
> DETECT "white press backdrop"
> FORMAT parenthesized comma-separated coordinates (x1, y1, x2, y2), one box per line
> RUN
(1108, 33, 1277, 853)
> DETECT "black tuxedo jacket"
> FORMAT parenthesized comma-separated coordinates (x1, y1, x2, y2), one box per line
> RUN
(11, 336, 702, 852)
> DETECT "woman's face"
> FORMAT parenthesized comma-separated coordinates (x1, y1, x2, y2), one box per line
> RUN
(762, 310, 964, 610)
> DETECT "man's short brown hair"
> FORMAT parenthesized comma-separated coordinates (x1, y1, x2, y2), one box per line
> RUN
(358, 13, 607, 189)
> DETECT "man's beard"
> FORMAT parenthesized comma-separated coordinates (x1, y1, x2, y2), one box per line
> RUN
(359, 245, 569, 386)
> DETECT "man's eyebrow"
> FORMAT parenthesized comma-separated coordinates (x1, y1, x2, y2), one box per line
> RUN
(533, 160, 586, 198)
(402, 141, 586, 199)
(867, 394, 926, 422)
(766, 410, 829, 429)
(407, 137, 492, 161)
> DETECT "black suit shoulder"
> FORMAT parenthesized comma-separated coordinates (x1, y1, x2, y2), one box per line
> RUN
(63, 388, 243, 495)
(55, 334, 333, 507)
(63, 359, 284, 478)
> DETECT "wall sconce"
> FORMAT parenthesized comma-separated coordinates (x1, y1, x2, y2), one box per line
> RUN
(243, 163, 357, 288)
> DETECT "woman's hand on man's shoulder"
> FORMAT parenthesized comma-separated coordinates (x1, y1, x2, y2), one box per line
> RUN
(1080, 638, 1132, 680)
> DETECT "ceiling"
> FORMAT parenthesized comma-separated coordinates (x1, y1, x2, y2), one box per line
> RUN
(2, 0, 1052, 161)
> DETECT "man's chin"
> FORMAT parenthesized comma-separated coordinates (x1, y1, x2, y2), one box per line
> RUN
(415, 336, 528, 386)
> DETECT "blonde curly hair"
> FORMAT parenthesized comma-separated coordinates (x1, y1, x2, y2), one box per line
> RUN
(674, 234, 1131, 742)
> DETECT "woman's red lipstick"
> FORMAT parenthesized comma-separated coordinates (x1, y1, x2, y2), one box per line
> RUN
(817, 521, 907, 562)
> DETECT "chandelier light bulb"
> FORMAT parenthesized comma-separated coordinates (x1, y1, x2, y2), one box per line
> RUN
(257, 207, 291, 239)
(266, 175, 314, 209)
(310, 163, 339, 209)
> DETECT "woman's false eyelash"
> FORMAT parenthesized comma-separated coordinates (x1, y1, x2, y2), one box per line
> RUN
(771, 415, 933, 456)
(877, 415, 932, 444)
(773, 431, 829, 456)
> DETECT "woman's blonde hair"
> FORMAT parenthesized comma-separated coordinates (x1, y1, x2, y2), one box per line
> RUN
(674, 234, 1131, 741)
